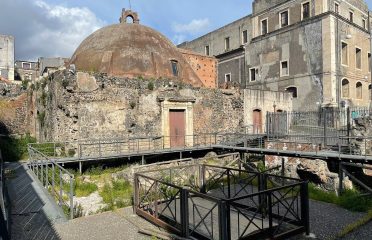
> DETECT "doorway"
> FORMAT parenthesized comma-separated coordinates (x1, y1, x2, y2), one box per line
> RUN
(253, 109, 262, 134)
(169, 110, 186, 148)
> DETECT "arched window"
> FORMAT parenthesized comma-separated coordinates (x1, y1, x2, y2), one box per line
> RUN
(126, 15, 134, 23)
(285, 86, 297, 98)
(369, 84, 372, 100)
(171, 60, 179, 77)
(356, 82, 363, 99)
(342, 79, 349, 98)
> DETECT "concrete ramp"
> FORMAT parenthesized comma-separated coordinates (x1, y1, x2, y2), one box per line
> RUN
(6, 163, 65, 240)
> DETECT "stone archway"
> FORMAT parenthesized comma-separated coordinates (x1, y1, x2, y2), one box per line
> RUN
(120, 9, 140, 24)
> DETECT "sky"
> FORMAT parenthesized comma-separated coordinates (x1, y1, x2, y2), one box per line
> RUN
(1, 0, 372, 61)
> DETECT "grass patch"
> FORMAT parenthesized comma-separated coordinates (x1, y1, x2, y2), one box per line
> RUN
(309, 184, 372, 212)
(0, 134, 36, 161)
(74, 178, 98, 197)
(337, 210, 372, 238)
(100, 179, 133, 211)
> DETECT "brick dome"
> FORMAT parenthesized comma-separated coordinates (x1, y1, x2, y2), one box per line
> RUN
(70, 10, 204, 87)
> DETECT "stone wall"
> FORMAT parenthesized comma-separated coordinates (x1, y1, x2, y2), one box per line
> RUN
(37, 71, 246, 142)
(0, 82, 34, 135)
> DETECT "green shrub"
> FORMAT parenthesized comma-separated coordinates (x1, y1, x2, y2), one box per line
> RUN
(147, 81, 154, 91)
(0, 134, 36, 162)
(309, 184, 372, 212)
(129, 101, 136, 109)
(100, 179, 132, 210)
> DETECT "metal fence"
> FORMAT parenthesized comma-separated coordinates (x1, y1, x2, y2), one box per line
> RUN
(266, 107, 372, 146)
(134, 164, 309, 240)
(0, 150, 10, 240)
(28, 133, 266, 161)
(28, 147, 75, 219)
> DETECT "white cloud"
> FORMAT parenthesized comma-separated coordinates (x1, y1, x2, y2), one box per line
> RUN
(172, 34, 187, 45)
(172, 18, 211, 35)
(0, 0, 105, 60)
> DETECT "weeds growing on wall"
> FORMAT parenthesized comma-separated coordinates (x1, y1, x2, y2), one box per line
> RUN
(0, 133, 36, 161)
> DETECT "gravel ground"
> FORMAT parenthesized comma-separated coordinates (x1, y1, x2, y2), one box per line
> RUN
(291, 200, 366, 240)
(339, 221, 372, 240)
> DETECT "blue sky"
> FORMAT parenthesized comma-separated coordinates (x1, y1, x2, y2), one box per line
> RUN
(1, 0, 371, 61)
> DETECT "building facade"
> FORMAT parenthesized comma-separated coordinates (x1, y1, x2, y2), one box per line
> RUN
(0, 35, 15, 81)
(15, 61, 39, 82)
(179, 0, 372, 110)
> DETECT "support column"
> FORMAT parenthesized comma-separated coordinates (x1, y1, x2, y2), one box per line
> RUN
(79, 161, 83, 175)
(141, 155, 146, 165)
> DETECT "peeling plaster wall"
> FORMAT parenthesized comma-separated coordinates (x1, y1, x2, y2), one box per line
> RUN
(247, 19, 324, 110)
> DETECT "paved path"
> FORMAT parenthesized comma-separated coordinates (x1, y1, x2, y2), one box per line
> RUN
(339, 220, 372, 240)
(6, 163, 65, 240)
(55, 207, 168, 240)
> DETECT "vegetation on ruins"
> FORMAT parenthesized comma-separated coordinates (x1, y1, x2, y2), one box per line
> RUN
(0, 133, 36, 161)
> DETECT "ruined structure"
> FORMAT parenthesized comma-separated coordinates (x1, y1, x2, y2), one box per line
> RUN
(70, 9, 214, 88)
(35, 71, 291, 142)
(179, 0, 372, 110)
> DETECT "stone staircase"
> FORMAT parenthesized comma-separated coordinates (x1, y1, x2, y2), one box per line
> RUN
(6, 163, 65, 240)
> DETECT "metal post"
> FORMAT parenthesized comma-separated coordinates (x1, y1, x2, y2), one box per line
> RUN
(59, 168, 63, 206)
(180, 188, 189, 237)
(227, 170, 231, 198)
(41, 161, 44, 186)
(301, 181, 310, 236)
(133, 174, 139, 213)
(70, 177, 74, 219)
(218, 201, 230, 240)
(199, 165, 206, 193)
(338, 162, 344, 195)
(52, 164, 55, 195)
(45, 162, 48, 189)
(79, 161, 82, 175)
(268, 192, 273, 237)
(141, 155, 146, 165)
(323, 108, 327, 147)
(180, 152, 182, 159)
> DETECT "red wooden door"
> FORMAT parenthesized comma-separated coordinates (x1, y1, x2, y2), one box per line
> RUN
(253, 109, 262, 134)
(169, 110, 186, 148)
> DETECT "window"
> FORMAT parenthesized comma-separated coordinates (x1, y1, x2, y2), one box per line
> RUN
(335, 3, 339, 14)
(369, 84, 372, 100)
(22, 62, 31, 70)
(249, 68, 258, 82)
(286, 87, 297, 98)
(356, 48, 362, 69)
(242, 30, 248, 44)
(349, 11, 354, 23)
(205, 45, 210, 56)
(261, 19, 268, 35)
(171, 60, 178, 76)
(280, 10, 289, 28)
(280, 61, 289, 76)
(225, 73, 231, 82)
(368, 53, 371, 72)
(342, 42, 348, 65)
(362, 19, 366, 29)
(225, 37, 230, 51)
(302, 2, 310, 20)
(342, 79, 350, 98)
(356, 82, 363, 99)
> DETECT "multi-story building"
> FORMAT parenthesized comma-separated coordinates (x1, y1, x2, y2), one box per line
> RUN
(179, 0, 372, 110)
(15, 61, 39, 82)
(0, 35, 15, 81)
(38, 57, 69, 80)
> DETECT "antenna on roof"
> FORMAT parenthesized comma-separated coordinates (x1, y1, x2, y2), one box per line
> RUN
(128, 0, 132, 9)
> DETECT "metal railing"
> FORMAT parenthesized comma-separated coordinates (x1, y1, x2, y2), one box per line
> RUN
(134, 164, 309, 240)
(0, 150, 10, 240)
(27, 133, 266, 161)
(28, 147, 75, 219)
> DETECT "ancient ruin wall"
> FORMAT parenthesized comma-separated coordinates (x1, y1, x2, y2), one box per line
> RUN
(37, 71, 245, 142)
